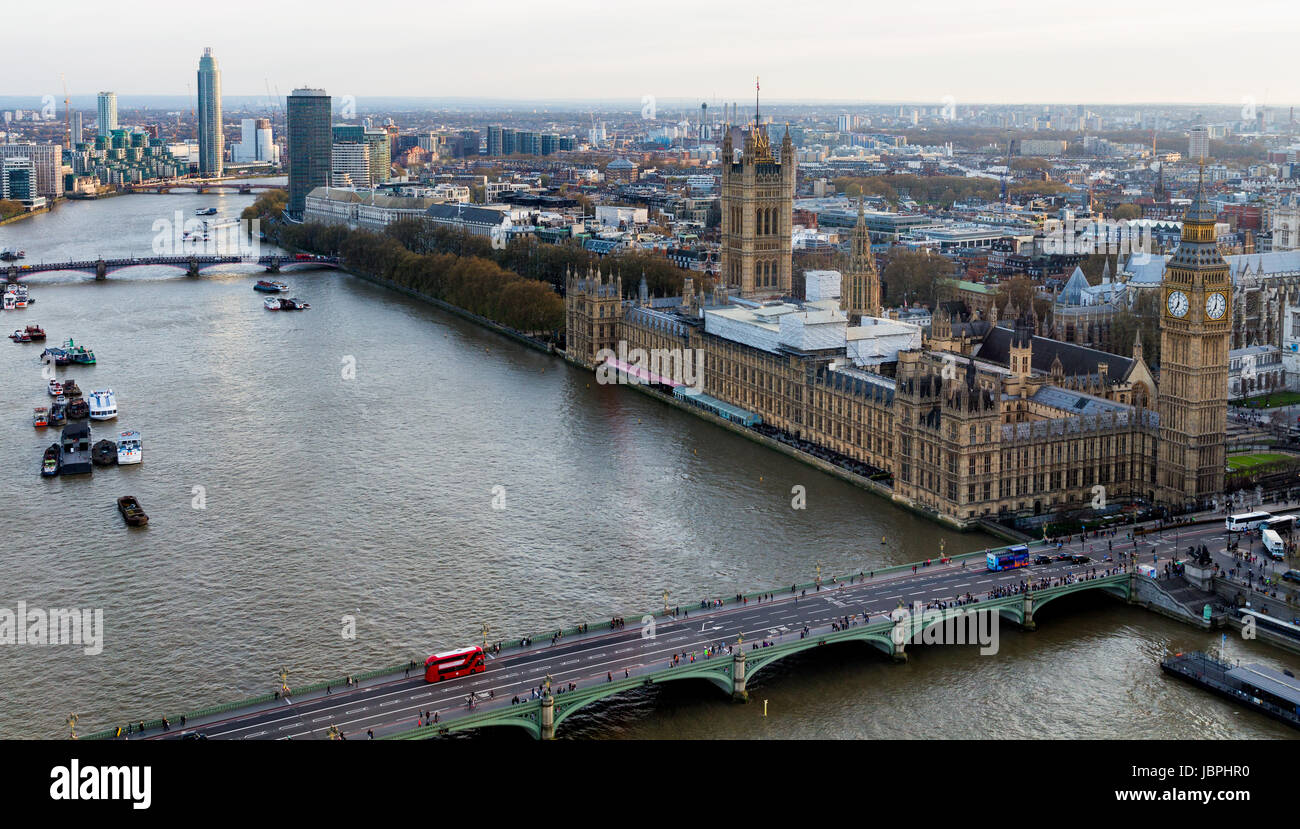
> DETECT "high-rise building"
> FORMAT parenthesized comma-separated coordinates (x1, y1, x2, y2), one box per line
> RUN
(71, 112, 83, 146)
(719, 107, 795, 298)
(286, 88, 332, 218)
(96, 92, 117, 137)
(330, 142, 371, 188)
(1, 156, 36, 201)
(1156, 167, 1230, 506)
(0, 143, 63, 198)
(234, 118, 277, 164)
(1188, 126, 1209, 162)
(196, 47, 223, 177)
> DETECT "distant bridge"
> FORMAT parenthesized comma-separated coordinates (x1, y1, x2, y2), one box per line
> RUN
(122, 182, 285, 195)
(5, 254, 340, 281)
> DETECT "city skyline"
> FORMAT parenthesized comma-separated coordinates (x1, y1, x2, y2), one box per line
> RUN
(3, 0, 1299, 105)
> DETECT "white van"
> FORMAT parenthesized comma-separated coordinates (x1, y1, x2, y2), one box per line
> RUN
(1262, 528, 1286, 560)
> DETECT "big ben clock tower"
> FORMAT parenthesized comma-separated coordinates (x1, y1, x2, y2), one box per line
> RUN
(1156, 166, 1231, 508)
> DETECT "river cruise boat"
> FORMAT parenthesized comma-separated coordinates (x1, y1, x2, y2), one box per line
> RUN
(196, 207, 218, 216)
(116, 430, 142, 464)
(2, 293, 14, 311)
(254, 280, 289, 292)
(87, 389, 117, 420)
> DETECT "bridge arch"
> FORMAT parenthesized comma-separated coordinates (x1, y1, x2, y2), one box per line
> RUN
(1030, 579, 1130, 620)
(744, 632, 896, 684)
(551, 668, 733, 731)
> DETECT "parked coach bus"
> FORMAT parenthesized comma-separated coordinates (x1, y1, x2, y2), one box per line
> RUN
(987, 545, 1030, 571)
(1226, 512, 1272, 533)
(424, 646, 486, 683)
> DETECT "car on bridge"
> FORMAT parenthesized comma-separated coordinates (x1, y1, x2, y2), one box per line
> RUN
(1033, 554, 1053, 565)
(1072, 554, 1092, 564)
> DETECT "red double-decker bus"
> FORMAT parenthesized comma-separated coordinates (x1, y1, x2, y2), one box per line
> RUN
(424, 646, 485, 683)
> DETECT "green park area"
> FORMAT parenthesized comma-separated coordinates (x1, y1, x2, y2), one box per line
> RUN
(1227, 452, 1294, 472)
(1233, 391, 1300, 409)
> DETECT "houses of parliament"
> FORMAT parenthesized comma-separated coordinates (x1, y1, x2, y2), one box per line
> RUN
(564, 116, 1230, 529)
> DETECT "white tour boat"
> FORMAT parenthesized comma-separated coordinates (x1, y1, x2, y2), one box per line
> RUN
(116, 430, 142, 464)
(87, 389, 118, 420)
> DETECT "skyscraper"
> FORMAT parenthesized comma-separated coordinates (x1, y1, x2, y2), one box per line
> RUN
(197, 47, 223, 177)
(287, 88, 332, 218)
(97, 92, 117, 137)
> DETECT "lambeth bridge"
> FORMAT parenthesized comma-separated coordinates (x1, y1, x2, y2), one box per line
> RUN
(5, 254, 341, 282)
(85, 537, 1170, 741)
(121, 182, 286, 195)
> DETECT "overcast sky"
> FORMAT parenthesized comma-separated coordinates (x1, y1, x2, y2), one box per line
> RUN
(5, 0, 1297, 106)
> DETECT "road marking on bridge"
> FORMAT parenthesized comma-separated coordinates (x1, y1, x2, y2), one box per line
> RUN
(345, 708, 368, 714)
(379, 700, 405, 707)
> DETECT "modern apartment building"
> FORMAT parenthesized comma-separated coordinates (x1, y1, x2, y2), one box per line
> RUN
(196, 47, 224, 176)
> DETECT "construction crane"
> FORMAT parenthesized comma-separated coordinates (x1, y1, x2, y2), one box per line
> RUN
(264, 79, 284, 124)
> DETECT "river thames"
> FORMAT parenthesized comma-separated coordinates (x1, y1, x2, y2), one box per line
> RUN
(1, 190, 1296, 739)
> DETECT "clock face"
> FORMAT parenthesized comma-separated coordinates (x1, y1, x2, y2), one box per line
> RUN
(1206, 292, 1227, 320)
(1167, 290, 1189, 318)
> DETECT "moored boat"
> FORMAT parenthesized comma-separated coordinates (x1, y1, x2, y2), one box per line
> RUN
(264, 296, 283, 311)
(67, 398, 89, 420)
(116, 430, 142, 465)
(117, 496, 149, 526)
(283, 297, 310, 310)
(24, 324, 45, 340)
(91, 438, 118, 466)
(48, 401, 66, 427)
(62, 379, 81, 397)
(59, 423, 93, 475)
(32, 407, 48, 427)
(47, 379, 63, 396)
(41, 347, 71, 365)
(41, 444, 60, 477)
(62, 339, 95, 364)
(9, 329, 30, 342)
(87, 389, 117, 420)
(254, 280, 289, 292)
(2, 294, 14, 311)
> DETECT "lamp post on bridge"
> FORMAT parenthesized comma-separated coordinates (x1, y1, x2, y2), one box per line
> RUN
(277, 667, 290, 698)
